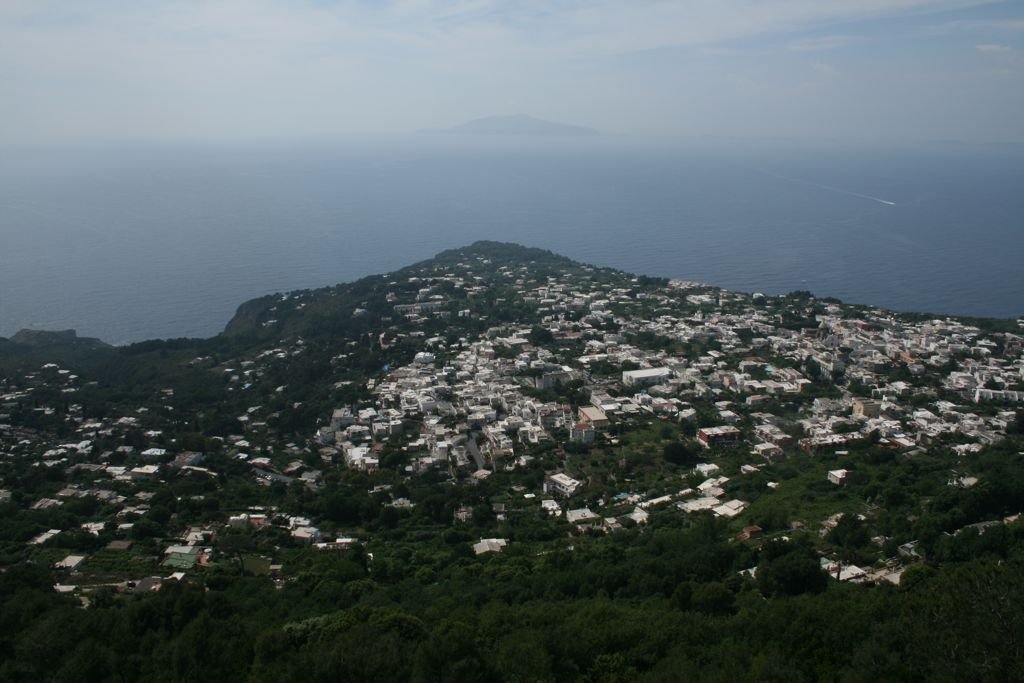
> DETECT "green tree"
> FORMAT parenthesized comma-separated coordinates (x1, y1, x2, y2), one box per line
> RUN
(758, 544, 827, 597)
(663, 441, 697, 467)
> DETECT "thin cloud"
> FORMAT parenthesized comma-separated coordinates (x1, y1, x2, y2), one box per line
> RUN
(0, 0, 1020, 143)
(928, 18, 1024, 33)
(1, 1, 1001, 57)
(787, 35, 863, 52)
(975, 43, 1012, 53)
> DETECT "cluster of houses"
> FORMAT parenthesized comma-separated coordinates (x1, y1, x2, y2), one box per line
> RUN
(300, 258, 1022, 565)
(2, 249, 1021, 590)
(0, 351, 339, 593)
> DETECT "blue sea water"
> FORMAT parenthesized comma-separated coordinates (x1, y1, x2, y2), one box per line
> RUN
(1, 137, 1022, 344)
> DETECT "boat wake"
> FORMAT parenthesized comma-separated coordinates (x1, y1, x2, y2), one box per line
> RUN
(754, 169, 897, 206)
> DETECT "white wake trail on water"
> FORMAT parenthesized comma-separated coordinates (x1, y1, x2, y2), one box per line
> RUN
(753, 169, 897, 206)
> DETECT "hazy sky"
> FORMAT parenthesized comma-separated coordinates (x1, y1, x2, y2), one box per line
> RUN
(2, 0, 1022, 144)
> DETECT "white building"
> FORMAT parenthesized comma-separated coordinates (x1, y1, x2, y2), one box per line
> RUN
(473, 538, 508, 555)
(622, 367, 672, 387)
(828, 469, 851, 486)
(544, 472, 583, 498)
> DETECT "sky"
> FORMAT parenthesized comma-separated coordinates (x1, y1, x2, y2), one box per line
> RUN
(1, 0, 1022, 144)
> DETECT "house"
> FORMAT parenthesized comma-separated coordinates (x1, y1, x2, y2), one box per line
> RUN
(163, 544, 199, 557)
(578, 406, 609, 429)
(536, 369, 575, 390)
(973, 388, 1024, 403)
(821, 558, 868, 582)
(622, 367, 672, 387)
(852, 399, 882, 418)
(697, 475, 729, 497)
(566, 508, 600, 526)
(569, 422, 596, 443)
(54, 554, 86, 570)
(28, 529, 61, 545)
(473, 538, 508, 555)
(343, 444, 379, 471)
(697, 426, 742, 448)
(541, 499, 562, 516)
(679, 496, 720, 513)
(718, 410, 740, 424)
(752, 442, 783, 461)
(171, 452, 204, 469)
(228, 513, 250, 529)
(713, 499, 749, 518)
(694, 462, 721, 477)
(678, 408, 698, 423)
(828, 469, 851, 486)
(291, 526, 322, 544)
(544, 473, 582, 498)
(603, 517, 623, 532)
(315, 537, 358, 551)
(130, 465, 160, 480)
(330, 407, 355, 430)
(140, 447, 167, 461)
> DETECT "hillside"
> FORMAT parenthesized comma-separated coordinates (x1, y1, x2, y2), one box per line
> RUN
(0, 329, 114, 372)
(222, 241, 587, 339)
(0, 241, 1022, 681)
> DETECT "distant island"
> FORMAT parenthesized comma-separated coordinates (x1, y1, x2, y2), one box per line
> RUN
(420, 113, 600, 137)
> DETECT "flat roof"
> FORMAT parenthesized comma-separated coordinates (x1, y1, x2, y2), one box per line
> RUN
(624, 367, 671, 377)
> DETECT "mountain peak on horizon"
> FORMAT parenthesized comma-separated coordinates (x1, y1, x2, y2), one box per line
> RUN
(424, 114, 599, 137)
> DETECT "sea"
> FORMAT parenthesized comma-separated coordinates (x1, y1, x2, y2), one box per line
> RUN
(1, 136, 1022, 345)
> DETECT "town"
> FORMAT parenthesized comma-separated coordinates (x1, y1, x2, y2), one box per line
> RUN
(2, 242, 1021, 608)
